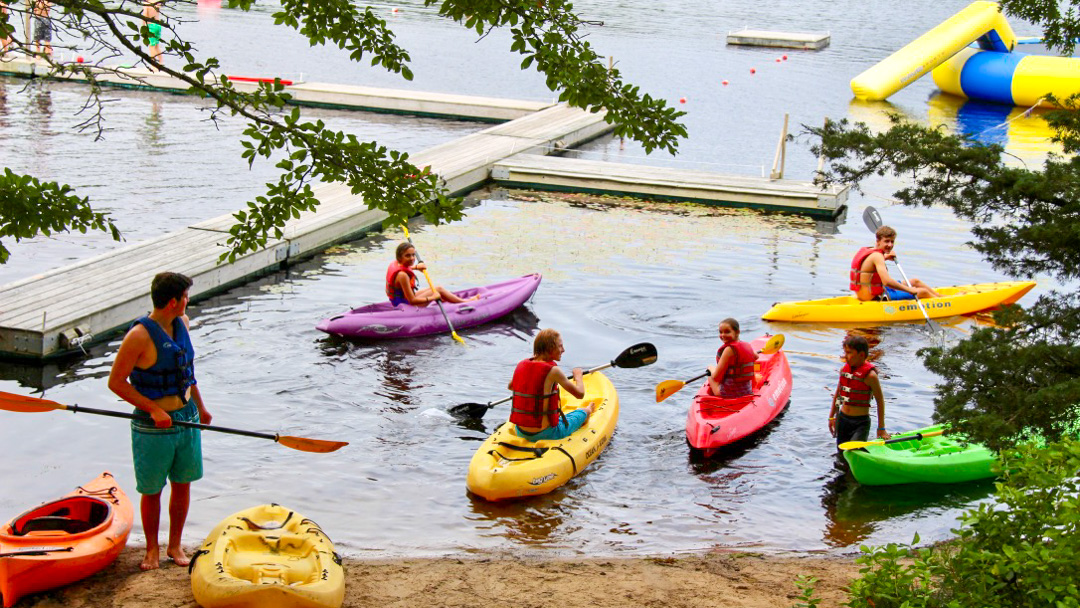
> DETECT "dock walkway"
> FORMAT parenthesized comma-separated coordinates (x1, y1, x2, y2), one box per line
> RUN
(492, 154, 848, 217)
(0, 104, 611, 359)
(0, 56, 551, 121)
(1, 57, 847, 360)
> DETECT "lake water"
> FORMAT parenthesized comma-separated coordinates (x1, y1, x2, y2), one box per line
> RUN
(0, 0, 1061, 557)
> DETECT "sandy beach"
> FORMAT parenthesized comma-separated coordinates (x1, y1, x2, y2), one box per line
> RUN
(13, 545, 859, 608)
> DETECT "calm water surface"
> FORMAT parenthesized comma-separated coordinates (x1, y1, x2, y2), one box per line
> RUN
(0, 1, 1062, 557)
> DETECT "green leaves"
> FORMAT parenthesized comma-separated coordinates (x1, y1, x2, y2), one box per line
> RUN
(0, 169, 122, 264)
(3, 0, 686, 268)
(837, 440, 1080, 607)
(812, 100, 1080, 450)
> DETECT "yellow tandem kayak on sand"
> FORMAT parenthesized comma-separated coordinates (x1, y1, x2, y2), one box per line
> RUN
(190, 504, 344, 608)
(466, 371, 619, 501)
(761, 281, 1035, 324)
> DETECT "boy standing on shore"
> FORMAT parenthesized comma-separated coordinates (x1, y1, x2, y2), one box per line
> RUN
(108, 272, 210, 571)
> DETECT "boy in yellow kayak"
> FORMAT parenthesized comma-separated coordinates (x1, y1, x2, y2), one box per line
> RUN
(828, 335, 889, 450)
(851, 226, 941, 301)
(508, 329, 595, 441)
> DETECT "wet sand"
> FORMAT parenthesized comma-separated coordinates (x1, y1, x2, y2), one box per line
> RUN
(15, 545, 858, 608)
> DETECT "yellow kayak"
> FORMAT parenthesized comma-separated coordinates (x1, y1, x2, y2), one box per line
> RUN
(466, 371, 618, 501)
(190, 504, 344, 608)
(762, 281, 1035, 323)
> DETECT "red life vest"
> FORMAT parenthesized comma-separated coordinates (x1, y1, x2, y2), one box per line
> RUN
(714, 340, 756, 398)
(838, 361, 876, 408)
(385, 261, 418, 303)
(850, 247, 885, 296)
(509, 359, 561, 429)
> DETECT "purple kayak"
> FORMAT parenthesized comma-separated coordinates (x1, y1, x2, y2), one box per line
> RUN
(316, 274, 542, 339)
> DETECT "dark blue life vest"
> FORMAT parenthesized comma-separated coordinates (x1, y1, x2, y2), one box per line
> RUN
(128, 316, 196, 400)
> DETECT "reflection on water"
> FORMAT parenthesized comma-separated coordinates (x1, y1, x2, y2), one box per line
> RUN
(820, 468, 995, 548)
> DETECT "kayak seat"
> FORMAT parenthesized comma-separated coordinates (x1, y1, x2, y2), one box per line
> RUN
(15, 516, 94, 535)
(9, 497, 111, 536)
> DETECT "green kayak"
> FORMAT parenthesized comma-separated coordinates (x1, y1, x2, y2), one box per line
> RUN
(843, 424, 997, 486)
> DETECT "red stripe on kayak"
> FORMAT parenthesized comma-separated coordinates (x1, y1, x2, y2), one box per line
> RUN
(226, 75, 294, 85)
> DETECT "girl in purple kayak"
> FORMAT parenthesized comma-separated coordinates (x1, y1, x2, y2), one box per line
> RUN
(385, 241, 477, 307)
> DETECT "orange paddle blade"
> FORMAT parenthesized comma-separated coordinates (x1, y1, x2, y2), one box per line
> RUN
(277, 435, 349, 453)
(655, 380, 686, 403)
(0, 391, 67, 413)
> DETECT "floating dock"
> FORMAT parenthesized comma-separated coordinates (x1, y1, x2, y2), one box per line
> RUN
(726, 29, 831, 50)
(0, 104, 611, 359)
(491, 154, 848, 217)
(0, 56, 551, 121)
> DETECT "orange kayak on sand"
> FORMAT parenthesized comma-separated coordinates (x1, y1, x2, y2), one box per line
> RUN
(0, 472, 133, 608)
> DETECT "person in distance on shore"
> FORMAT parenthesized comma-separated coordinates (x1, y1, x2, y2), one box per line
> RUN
(108, 272, 210, 571)
(508, 329, 595, 441)
(707, 318, 756, 398)
(828, 335, 889, 450)
(386, 241, 477, 307)
(851, 226, 941, 302)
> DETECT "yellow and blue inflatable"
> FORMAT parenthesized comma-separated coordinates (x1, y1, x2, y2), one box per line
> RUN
(852, 1, 1080, 108)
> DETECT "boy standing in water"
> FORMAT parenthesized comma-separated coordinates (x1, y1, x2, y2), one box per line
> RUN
(108, 272, 210, 571)
(828, 335, 889, 450)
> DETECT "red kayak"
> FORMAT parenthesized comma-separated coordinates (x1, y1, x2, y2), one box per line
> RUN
(685, 335, 792, 457)
(0, 472, 133, 608)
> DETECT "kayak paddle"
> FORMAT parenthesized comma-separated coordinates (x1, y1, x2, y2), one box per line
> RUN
(839, 428, 945, 450)
(655, 334, 784, 403)
(0, 391, 348, 453)
(448, 342, 659, 419)
(402, 225, 466, 345)
(861, 206, 945, 334)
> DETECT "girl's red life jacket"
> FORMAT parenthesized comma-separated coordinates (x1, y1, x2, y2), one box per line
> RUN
(838, 361, 876, 408)
(714, 340, 756, 398)
(850, 247, 885, 296)
(385, 261, 418, 304)
(509, 358, 561, 429)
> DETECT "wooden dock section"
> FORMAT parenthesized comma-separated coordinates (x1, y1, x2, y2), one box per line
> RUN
(0, 105, 612, 359)
(726, 29, 830, 50)
(491, 154, 848, 217)
(0, 56, 551, 122)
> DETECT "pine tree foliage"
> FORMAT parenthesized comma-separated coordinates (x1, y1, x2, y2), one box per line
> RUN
(810, 0, 1080, 451)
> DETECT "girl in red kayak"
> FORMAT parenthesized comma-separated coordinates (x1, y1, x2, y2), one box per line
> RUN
(707, 318, 757, 398)
(385, 241, 477, 307)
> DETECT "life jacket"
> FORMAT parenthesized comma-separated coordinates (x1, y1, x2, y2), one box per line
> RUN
(837, 361, 876, 408)
(385, 261, 418, 305)
(850, 247, 885, 296)
(714, 340, 756, 398)
(509, 359, 561, 429)
(128, 316, 196, 400)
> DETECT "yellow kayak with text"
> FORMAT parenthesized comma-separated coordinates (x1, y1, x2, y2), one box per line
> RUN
(762, 281, 1035, 324)
(467, 372, 618, 501)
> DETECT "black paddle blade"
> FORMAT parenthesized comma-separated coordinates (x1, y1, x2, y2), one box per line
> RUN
(862, 206, 883, 233)
(613, 342, 658, 369)
(448, 402, 490, 419)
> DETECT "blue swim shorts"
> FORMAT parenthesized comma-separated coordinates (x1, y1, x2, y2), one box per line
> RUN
(130, 401, 203, 495)
(884, 286, 915, 301)
(515, 409, 589, 441)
